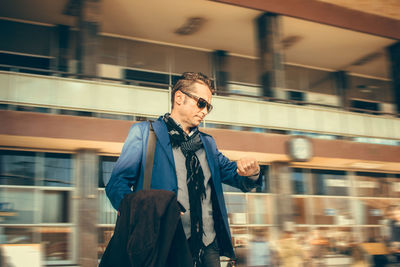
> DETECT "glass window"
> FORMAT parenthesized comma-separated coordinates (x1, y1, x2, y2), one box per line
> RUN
(172, 47, 212, 77)
(386, 174, 400, 198)
(0, 150, 76, 264)
(99, 36, 124, 66)
(311, 197, 351, 225)
(352, 137, 399, 146)
(285, 65, 336, 95)
(261, 166, 269, 193)
(40, 227, 71, 261)
(42, 191, 70, 223)
(354, 172, 388, 197)
(247, 195, 272, 224)
(126, 40, 169, 72)
(2, 227, 36, 244)
(287, 90, 305, 103)
(353, 199, 385, 225)
(312, 170, 348, 196)
(94, 112, 134, 121)
(292, 197, 307, 224)
(230, 226, 249, 247)
(123, 69, 170, 89)
(307, 68, 335, 95)
(1, 228, 72, 262)
(285, 64, 305, 91)
(15, 106, 50, 114)
(292, 168, 307, 194)
(98, 190, 117, 225)
(59, 109, 94, 117)
(0, 150, 36, 186)
(43, 153, 73, 187)
(0, 20, 52, 56)
(348, 75, 393, 103)
(228, 56, 258, 85)
(361, 226, 382, 243)
(225, 194, 247, 225)
(0, 188, 38, 224)
(0, 52, 51, 75)
(99, 156, 118, 188)
(222, 184, 243, 193)
(98, 226, 115, 260)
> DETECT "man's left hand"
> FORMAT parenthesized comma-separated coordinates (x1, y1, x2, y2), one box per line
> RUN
(237, 157, 260, 177)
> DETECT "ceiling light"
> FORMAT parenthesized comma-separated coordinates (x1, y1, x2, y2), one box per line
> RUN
(175, 17, 206, 35)
(351, 52, 383, 66)
(281, 35, 302, 49)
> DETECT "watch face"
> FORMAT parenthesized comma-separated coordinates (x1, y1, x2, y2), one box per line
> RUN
(288, 136, 312, 161)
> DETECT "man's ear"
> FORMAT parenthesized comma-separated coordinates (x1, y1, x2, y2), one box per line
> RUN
(175, 91, 184, 106)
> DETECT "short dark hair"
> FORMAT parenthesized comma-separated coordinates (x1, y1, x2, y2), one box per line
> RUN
(171, 72, 215, 108)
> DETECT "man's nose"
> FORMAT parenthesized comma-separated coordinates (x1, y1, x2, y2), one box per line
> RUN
(200, 106, 208, 116)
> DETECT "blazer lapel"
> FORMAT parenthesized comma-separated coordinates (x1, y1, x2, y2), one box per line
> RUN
(152, 118, 175, 167)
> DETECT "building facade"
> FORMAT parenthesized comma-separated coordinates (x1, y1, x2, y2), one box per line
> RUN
(0, 0, 400, 266)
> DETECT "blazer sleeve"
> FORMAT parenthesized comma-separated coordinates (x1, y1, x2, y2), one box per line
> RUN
(105, 122, 146, 210)
(208, 136, 262, 192)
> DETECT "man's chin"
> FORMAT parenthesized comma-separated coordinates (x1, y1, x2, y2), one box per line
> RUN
(192, 120, 202, 127)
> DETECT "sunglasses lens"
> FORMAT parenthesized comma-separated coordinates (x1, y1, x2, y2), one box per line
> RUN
(197, 99, 207, 109)
(198, 98, 212, 112)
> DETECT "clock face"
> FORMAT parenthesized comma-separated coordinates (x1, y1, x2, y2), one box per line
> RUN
(288, 136, 313, 161)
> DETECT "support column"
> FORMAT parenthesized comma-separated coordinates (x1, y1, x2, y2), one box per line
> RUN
(388, 42, 400, 115)
(72, 0, 102, 77)
(334, 70, 349, 110)
(270, 162, 293, 232)
(255, 13, 286, 98)
(212, 50, 229, 94)
(56, 25, 70, 73)
(76, 149, 98, 267)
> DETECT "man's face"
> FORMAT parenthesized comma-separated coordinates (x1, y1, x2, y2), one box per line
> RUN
(178, 82, 212, 128)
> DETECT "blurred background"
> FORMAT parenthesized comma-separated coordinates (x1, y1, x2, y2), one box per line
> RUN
(0, 0, 399, 266)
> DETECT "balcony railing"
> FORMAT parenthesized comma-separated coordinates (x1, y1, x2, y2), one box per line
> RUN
(0, 67, 399, 141)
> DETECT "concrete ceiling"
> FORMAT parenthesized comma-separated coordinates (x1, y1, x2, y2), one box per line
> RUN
(0, 0, 398, 79)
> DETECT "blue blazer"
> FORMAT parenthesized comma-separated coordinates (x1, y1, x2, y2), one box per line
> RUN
(106, 116, 260, 257)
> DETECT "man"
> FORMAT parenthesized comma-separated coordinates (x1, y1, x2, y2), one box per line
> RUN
(106, 72, 261, 266)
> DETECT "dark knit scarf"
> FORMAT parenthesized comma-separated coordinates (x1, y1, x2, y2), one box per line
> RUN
(163, 113, 206, 266)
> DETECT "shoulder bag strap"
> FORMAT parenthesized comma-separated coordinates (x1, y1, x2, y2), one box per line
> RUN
(143, 121, 156, 190)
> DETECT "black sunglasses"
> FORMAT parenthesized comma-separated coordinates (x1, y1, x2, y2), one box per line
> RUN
(180, 90, 213, 113)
